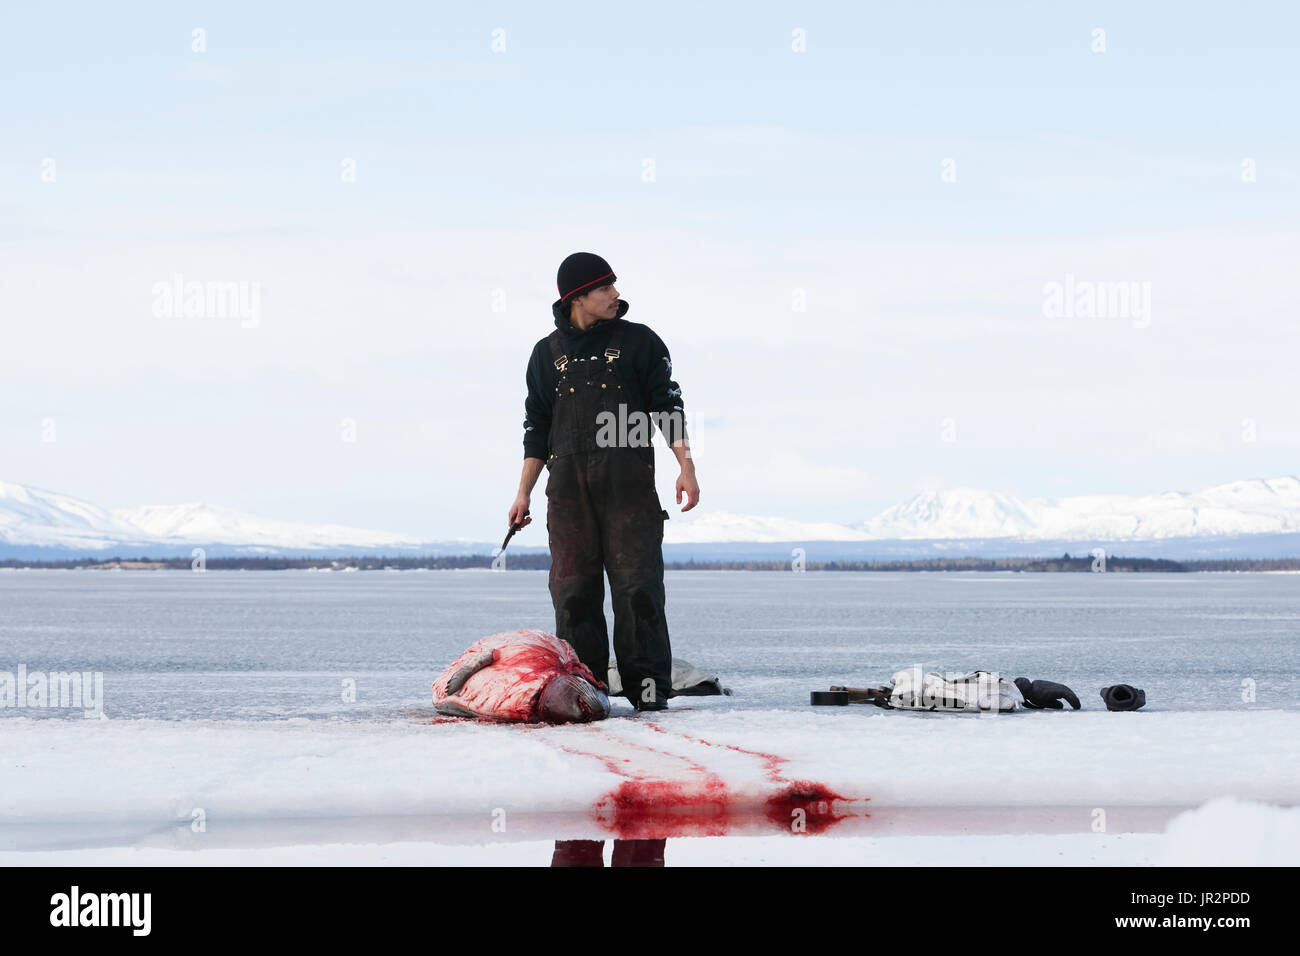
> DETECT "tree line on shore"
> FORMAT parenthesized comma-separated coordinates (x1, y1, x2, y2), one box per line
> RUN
(4, 554, 1299, 572)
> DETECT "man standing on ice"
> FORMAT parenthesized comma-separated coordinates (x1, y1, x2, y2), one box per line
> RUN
(507, 252, 699, 712)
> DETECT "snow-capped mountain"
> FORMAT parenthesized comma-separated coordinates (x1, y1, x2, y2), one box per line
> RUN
(0, 481, 152, 551)
(0, 482, 441, 556)
(855, 477, 1300, 541)
(4, 476, 1300, 559)
(660, 477, 1300, 545)
(111, 502, 428, 551)
(854, 488, 1038, 540)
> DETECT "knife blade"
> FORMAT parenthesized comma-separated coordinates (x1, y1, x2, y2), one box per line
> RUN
(500, 509, 530, 553)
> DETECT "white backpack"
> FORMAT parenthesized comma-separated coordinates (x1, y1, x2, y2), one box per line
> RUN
(886, 668, 1024, 713)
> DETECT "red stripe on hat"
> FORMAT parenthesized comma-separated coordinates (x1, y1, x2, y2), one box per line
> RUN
(559, 271, 615, 300)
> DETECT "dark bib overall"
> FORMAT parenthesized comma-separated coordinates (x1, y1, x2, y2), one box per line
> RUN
(545, 321, 673, 705)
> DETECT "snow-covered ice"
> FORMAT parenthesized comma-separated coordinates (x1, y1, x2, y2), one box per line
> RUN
(2, 707, 1297, 865)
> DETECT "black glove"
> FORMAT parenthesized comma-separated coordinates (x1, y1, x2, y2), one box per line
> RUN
(1100, 684, 1146, 712)
(1014, 677, 1081, 710)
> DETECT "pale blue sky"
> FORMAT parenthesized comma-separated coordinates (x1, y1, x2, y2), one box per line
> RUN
(3, 1, 1298, 538)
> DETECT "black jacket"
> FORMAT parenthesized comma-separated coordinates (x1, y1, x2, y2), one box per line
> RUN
(522, 299, 686, 461)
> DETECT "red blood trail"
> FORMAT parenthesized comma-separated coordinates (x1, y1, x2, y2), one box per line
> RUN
(553, 723, 865, 838)
(429, 714, 868, 837)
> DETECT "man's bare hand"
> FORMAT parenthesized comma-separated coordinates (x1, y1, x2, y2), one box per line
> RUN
(676, 469, 700, 512)
(507, 494, 532, 529)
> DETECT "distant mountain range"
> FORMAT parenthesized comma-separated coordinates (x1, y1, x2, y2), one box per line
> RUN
(4, 476, 1300, 561)
(0, 482, 444, 559)
(854, 477, 1300, 541)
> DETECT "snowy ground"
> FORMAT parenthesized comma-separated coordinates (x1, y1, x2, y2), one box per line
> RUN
(4, 704, 1298, 865)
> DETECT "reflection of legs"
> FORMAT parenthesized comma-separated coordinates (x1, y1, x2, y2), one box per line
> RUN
(547, 456, 609, 681)
(599, 452, 672, 705)
(611, 839, 666, 867)
(551, 840, 604, 867)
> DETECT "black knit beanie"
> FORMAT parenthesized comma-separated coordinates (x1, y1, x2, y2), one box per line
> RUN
(554, 252, 617, 307)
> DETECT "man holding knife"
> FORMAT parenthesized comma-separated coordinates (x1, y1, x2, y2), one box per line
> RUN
(506, 252, 698, 712)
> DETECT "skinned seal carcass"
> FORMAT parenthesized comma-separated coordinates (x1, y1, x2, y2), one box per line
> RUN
(432, 629, 611, 723)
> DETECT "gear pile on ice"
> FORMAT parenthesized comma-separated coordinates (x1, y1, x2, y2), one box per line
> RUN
(829, 668, 1083, 713)
(881, 669, 1024, 713)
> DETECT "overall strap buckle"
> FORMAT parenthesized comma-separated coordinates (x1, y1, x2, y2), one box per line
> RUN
(547, 330, 568, 372)
(604, 319, 626, 363)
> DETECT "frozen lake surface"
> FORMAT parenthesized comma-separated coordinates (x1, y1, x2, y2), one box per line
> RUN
(2, 569, 1299, 719)
(1, 569, 1297, 719)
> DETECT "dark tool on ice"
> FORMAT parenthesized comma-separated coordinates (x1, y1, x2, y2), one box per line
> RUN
(810, 690, 850, 706)
(1014, 677, 1081, 710)
(828, 685, 893, 708)
(1099, 683, 1146, 712)
(500, 509, 530, 553)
